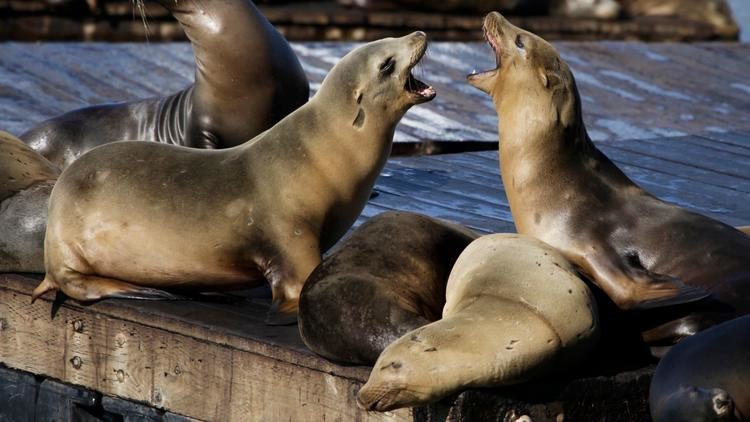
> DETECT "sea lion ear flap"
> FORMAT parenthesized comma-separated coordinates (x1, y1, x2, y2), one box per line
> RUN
(539, 68, 562, 89)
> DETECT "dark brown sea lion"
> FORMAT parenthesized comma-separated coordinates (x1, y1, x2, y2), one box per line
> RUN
(298, 211, 477, 365)
(21, 0, 309, 169)
(33, 33, 436, 318)
(650, 315, 750, 422)
(358, 234, 599, 411)
(467, 12, 750, 346)
(0, 132, 59, 273)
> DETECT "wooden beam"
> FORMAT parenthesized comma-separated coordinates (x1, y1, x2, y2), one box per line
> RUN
(0, 274, 411, 421)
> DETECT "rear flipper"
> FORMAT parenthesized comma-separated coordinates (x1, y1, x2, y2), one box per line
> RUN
(582, 248, 710, 311)
(32, 273, 188, 303)
(266, 298, 299, 326)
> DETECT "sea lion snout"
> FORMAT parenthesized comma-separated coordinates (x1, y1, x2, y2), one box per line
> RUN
(358, 381, 417, 412)
(657, 387, 738, 422)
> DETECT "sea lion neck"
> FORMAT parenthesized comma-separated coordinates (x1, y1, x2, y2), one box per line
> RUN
(498, 81, 592, 172)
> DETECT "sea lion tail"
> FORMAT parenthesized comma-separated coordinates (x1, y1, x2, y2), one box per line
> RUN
(266, 298, 299, 326)
(31, 276, 57, 303)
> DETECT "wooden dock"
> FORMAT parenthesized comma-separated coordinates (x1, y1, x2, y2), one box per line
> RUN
(0, 41, 749, 421)
(0, 1, 733, 42)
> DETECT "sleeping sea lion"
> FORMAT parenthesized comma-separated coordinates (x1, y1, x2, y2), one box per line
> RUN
(21, 0, 309, 169)
(0, 132, 59, 273)
(650, 315, 750, 422)
(358, 234, 599, 411)
(467, 12, 750, 346)
(33, 33, 436, 318)
(298, 211, 477, 365)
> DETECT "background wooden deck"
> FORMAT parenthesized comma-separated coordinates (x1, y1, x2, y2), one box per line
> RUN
(0, 1, 735, 42)
(1, 42, 748, 145)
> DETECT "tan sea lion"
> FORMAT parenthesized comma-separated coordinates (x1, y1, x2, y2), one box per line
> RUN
(619, 0, 739, 39)
(0, 132, 59, 273)
(467, 12, 750, 346)
(298, 211, 477, 365)
(32, 33, 436, 318)
(650, 315, 750, 422)
(358, 234, 599, 411)
(21, 0, 309, 169)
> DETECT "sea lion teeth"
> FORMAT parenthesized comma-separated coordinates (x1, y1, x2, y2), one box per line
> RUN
(34, 32, 435, 318)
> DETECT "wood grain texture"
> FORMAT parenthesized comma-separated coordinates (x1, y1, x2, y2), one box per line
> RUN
(0, 42, 748, 145)
(0, 276, 412, 421)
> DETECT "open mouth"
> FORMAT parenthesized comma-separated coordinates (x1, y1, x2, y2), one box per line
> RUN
(468, 17, 502, 80)
(405, 40, 436, 103)
(485, 24, 502, 69)
(406, 71, 436, 102)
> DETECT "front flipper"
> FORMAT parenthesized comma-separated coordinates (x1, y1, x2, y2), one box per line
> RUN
(580, 248, 710, 310)
(262, 234, 321, 326)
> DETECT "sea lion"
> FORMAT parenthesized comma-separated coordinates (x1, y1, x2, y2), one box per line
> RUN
(21, 0, 309, 169)
(619, 0, 739, 39)
(467, 12, 750, 346)
(298, 211, 477, 365)
(32, 33, 436, 318)
(0, 131, 59, 273)
(358, 234, 599, 411)
(650, 315, 750, 422)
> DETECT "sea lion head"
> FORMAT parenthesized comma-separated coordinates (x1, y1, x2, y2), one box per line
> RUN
(467, 12, 581, 136)
(654, 386, 739, 422)
(314, 32, 435, 132)
(357, 325, 460, 412)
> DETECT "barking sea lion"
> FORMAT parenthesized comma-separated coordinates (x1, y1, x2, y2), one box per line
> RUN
(468, 12, 750, 347)
(33, 33, 436, 317)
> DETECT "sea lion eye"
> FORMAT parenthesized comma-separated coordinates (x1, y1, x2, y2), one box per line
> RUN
(515, 35, 524, 49)
(380, 57, 395, 75)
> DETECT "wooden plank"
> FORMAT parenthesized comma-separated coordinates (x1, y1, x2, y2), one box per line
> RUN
(0, 275, 412, 421)
(230, 352, 404, 422)
(152, 335, 233, 421)
(0, 290, 66, 380)
(1, 42, 749, 143)
(103, 320, 156, 404)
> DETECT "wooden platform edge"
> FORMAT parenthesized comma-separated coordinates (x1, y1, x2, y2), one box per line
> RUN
(0, 274, 411, 422)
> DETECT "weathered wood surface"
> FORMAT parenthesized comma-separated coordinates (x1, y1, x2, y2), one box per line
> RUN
(0, 0, 729, 42)
(0, 42, 749, 147)
(0, 274, 412, 422)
